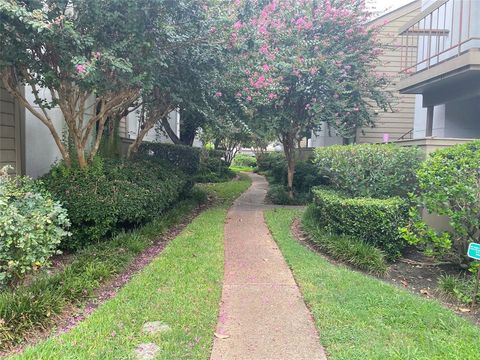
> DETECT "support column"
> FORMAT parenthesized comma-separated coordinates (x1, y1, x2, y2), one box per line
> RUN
(426, 106, 434, 137)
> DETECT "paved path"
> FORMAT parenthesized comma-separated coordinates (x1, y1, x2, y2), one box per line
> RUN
(210, 173, 327, 360)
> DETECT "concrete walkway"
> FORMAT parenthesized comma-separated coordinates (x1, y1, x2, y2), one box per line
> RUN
(210, 173, 327, 360)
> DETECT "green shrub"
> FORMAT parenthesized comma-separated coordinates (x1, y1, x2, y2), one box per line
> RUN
(310, 187, 409, 260)
(137, 142, 201, 175)
(257, 152, 326, 203)
(256, 152, 283, 172)
(402, 141, 480, 265)
(313, 144, 422, 198)
(232, 153, 257, 168)
(438, 274, 480, 305)
(267, 184, 306, 205)
(0, 167, 70, 286)
(43, 158, 187, 250)
(302, 206, 387, 275)
(196, 149, 235, 183)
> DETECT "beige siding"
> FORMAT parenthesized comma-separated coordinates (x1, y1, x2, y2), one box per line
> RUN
(0, 84, 23, 174)
(357, 2, 420, 143)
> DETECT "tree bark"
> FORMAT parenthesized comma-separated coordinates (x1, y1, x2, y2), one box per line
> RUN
(161, 116, 181, 144)
(126, 102, 173, 159)
(281, 132, 297, 199)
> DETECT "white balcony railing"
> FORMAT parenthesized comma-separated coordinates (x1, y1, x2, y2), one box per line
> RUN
(400, 0, 480, 74)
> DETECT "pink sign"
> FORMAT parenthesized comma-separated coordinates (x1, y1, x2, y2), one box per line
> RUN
(383, 133, 390, 143)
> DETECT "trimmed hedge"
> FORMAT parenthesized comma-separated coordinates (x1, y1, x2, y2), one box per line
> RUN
(302, 206, 387, 275)
(137, 142, 201, 175)
(313, 144, 422, 198)
(42, 158, 188, 250)
(310, 187, 409, 260)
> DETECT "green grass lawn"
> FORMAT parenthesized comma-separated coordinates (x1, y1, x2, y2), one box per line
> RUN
(12, 176, 251, 360)
(229, 165, 254, 173)
(265, 209, 480, 360)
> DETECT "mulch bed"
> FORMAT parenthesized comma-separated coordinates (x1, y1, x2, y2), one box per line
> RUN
(3, 200, 211, 357)
(291, 218, 480, 325)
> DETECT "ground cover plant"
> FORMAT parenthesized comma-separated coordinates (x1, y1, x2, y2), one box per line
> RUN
(10, 176, 251, 359)
(265, 209, 480, 360)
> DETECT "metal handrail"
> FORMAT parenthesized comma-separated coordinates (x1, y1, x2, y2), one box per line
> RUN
(400, 0, 479, 75)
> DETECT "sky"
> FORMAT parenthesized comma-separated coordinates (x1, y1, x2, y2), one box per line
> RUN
(368, 0, 416, 16)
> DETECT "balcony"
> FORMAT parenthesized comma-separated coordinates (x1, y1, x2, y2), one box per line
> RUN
(398, 0, 480, 94)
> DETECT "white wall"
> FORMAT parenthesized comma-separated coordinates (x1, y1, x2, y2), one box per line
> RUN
(123, 108, 180, 143)
(24, 86, 64, 178)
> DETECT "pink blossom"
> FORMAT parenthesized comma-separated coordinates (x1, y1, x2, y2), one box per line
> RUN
(233, 21, 243, 30)
(214, 91, 223, 97)
(259, 44, 269, 54)
(268, 93, 277, 100)
(75, 64, 87, 74)
(262, 64, 270, 72)
(246, 96, 252, 102)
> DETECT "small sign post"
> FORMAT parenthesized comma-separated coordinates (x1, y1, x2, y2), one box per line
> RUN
(467, 243, 480, 307)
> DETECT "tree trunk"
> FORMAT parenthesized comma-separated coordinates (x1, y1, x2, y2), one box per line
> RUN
(282, 132, 296, 199)
(127, 122, 155, 159)
(161, 116, 181, 144)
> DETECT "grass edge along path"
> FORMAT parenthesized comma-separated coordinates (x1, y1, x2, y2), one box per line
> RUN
(1, 198, 200, 352)
(265, 209, 480, 360)
(11, 176, 251, 359)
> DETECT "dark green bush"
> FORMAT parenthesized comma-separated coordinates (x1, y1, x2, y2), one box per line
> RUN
(196, 149, 235, 183)
(232, 153, 257, 168)
(256, 152, 286, 182)
(137, 142, 201, 175)
(267, 184, 307, 206)
(313, 144, 422, 198)
(256, 152, 326, 204)
(310, 187, 409, 260)
(302, 206, 387, 275)
(43, 158, 188, 250)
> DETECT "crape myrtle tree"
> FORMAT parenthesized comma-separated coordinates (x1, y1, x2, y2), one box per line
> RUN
(229, 0, 391, 198)
(0, 0, 166, 168)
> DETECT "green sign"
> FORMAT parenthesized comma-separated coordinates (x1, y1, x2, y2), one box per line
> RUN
(467, 243, 480, 260)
